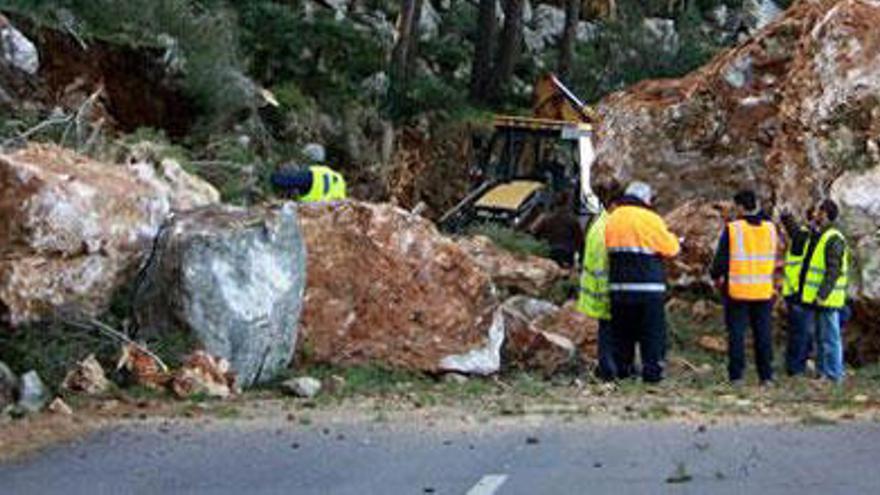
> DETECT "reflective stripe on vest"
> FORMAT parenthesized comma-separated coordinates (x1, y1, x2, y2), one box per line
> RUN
(727, 220, 777, 301)
(800, 228, 849, 308)
(577, 211, 610, 320)
(609, 282, 666, 292)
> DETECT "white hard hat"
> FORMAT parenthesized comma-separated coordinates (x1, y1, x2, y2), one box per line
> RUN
(302, 143, 326, 163)
(625, 181, 653, 205)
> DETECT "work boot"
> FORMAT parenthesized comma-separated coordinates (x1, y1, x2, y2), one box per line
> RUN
(729, 379, 745, 389)
(759, 379, 775, 388)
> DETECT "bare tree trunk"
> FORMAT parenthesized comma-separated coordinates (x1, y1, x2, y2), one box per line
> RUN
(558, 0, 581, 78)
(389, 0, 424, 112)
(487, 0, 525, 103)
(469, 0, 497, 103)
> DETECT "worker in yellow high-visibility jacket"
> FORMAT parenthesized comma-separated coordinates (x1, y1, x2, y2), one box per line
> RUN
(710, 190, 777, 386)
(576, 180, 623, 381)
(788, 199, 850, 383)
(270, 144, 347, 202)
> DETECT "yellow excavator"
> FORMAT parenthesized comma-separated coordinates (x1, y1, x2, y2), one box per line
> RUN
(439, 73, 600, 233)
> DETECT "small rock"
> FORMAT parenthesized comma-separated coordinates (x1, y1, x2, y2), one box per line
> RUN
(322, 375, 346, 395)
(593, 462, 603, 468)
(853, 394, 869, 403)
(291, 442, 300, 449)
(697, 424, 708, 434)
(282, 377, 322, 399)
(526, 436, 540, 445)
(47, 397, 73, 415)
(442, 373, 469, 385)
(62, 354, 112, 395)
(18, 370, 47, 413)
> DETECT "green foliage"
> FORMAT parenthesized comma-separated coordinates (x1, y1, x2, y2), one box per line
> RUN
(465, 223, 552, 259)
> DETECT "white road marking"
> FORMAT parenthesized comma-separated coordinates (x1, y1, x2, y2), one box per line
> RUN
(466, 474, 508, 495)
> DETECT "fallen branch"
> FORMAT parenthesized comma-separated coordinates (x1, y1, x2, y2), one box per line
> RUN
(67, 317, 169, 373)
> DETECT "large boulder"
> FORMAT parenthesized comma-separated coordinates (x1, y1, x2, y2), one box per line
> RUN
(665, 200, 735, 288)
(457, 235, 566, 295)
(134, 204, 306, 387)
(0, 144, 214, 325)
(0, 15, 38, 75)
(595, 0, 880, 213)
(831, 167, 880, 362)
(297, 201, 500, 374)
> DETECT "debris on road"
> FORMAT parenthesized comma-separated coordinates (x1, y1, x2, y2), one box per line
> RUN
(62, 354, 111, 395)
(47, 397, 73, 415)
(282, 377, 322, 399)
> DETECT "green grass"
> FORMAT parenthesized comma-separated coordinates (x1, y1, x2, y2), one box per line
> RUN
(465, 223, 552, 259)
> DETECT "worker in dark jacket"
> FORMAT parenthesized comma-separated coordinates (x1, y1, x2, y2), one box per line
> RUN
(270, 144, 347, 202)
(604, 181, 680, 382)
(710, 190, 777, 386)
(792, 199, 850, 382)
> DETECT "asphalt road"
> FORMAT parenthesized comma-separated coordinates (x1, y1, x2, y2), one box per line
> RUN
(2, 418, 879, 494)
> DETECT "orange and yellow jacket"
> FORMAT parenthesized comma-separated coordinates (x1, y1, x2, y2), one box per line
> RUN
(605, 199, 680, 299)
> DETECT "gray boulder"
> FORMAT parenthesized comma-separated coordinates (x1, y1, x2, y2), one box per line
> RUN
(134, 203, 307, 387)
(0, 15, 38, 75)
(18, 370, 47, 413)
(282, 376, 322, 398)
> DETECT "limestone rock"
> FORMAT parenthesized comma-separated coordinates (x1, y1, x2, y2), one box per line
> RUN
(500, 297, 599, 376)
(116, 343, 170, 391)
(697, 335, 728, 355)
(0, 15, 39, 75)
(127, 156, 220, 212)
(297, 201, 499, 374)
(134, 203, 306, 387)
(18, 370, 47, 413)
(282, 376, 322, 398)
(170, 351, 237, 399)
(457, 235, 566, 295)
(47, 397, 73, 415)
(0, 144, 217, 325)
(61, 354, 111, 395)
(665, 200, 735, 288)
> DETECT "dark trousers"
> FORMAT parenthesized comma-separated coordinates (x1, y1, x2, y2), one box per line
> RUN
(610, 297, 666, 383)
(785, 297, 811, 376)
(596, 319, 617, 381)
(725, 299, 773, 382)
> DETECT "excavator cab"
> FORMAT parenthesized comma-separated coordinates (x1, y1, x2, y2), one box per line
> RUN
(440, 74, 599, 233)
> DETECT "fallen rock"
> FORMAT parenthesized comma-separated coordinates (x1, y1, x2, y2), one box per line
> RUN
(128, 157, 220, 212)
(298, 202, 499, 374)
(281, 377, 322, 399)
(47, 397, 73, 416)
(697, 335, 729, 355)
(116, 343, 170, 391)
(18, 370, 47, 413)
(457, 235, 566, 295)
(61, 354, 111, 395)
(0, 14, 39, 75)
(0, 360, 17, 411)
(500, 296, 599, 376)
(665, 201, 734, 288)
(0, 144, 216, 325)
(831, 167, 880, 363)
(134, 203, 305, 387)
(170, 351, 237, 399)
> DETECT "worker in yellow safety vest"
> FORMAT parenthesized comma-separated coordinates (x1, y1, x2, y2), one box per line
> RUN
(710, 190, 778, 386)
(789, 199, 849, 382)
(270, 144, 347, 202)
(780, 208, 812, 376)
(576, 179, 623, 381)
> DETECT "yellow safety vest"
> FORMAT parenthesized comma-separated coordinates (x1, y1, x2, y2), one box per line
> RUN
(299, 165, 347, 202)
(727, 220, 777, 301)
(577, 210, 610, 320)
(800, 228, 849, 309)
(782, 228, 810, 298)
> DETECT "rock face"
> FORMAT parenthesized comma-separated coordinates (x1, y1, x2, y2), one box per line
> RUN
(457, 235, 566, 295)
(595, 0, 880, 212)
(595, 0, 880, 359)
(134, 203, 306, 387)
(0, 144, 217, 326)
(297, 201, 499, 374)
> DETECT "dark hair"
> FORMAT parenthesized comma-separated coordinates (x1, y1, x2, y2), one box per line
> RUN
(819, 199, 839, 222)
(733, 190, 758, 212)
(594, 178, 623, 208)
